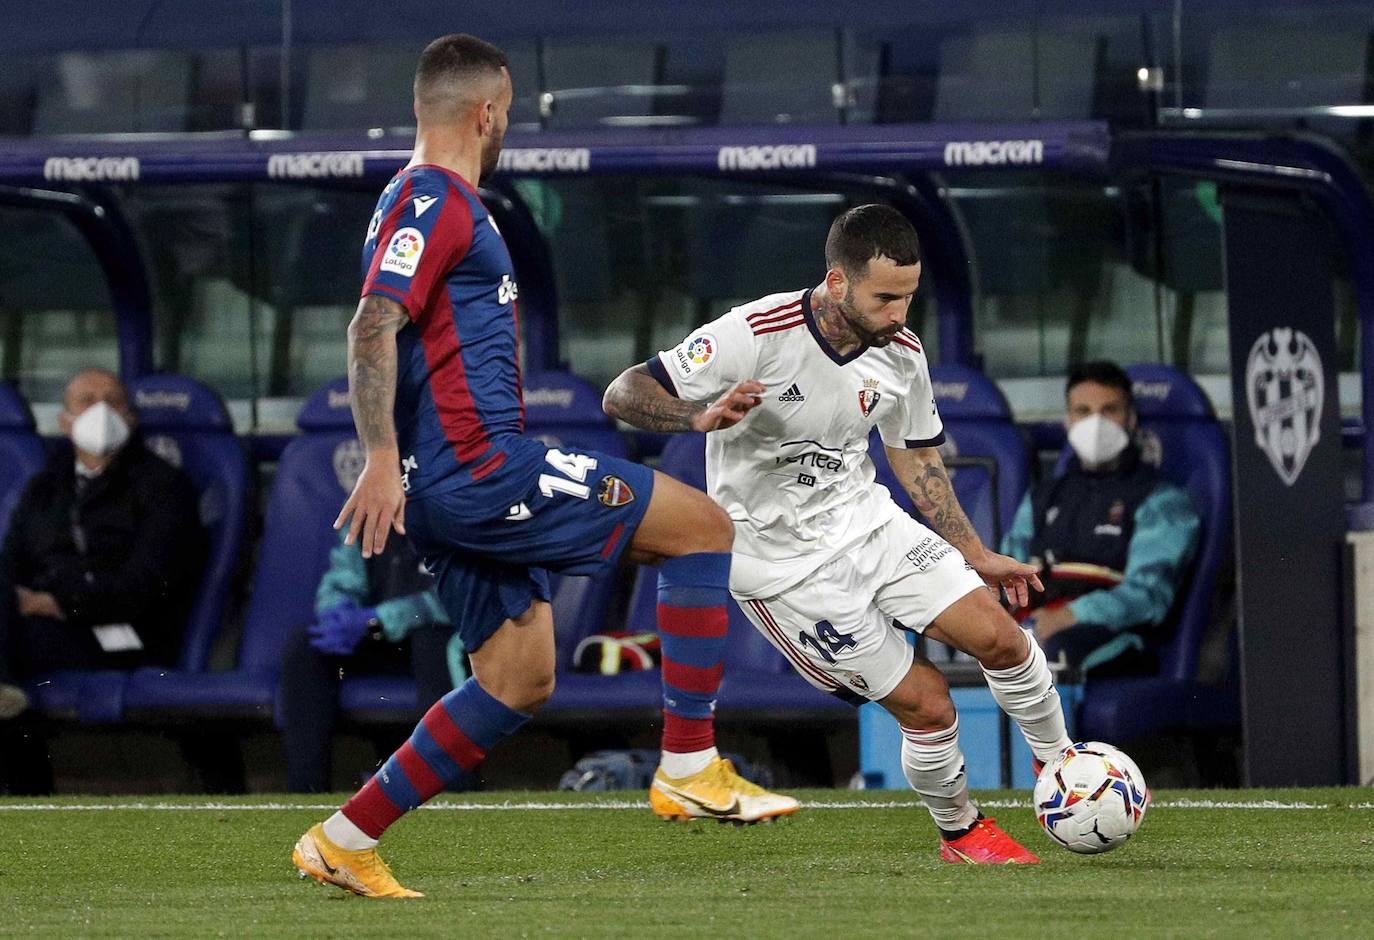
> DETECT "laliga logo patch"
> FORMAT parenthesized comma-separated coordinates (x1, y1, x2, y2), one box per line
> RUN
(858, 378, 881, 417)
(597, 474, 635, 507)
(380, 226, 425, 278)
(1246, 327, 1324, 487)
(672, 333, 717, 378)
(686, 334, 715, 366)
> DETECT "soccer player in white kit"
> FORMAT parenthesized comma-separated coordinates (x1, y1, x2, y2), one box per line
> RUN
(605, 205, 1073, 864)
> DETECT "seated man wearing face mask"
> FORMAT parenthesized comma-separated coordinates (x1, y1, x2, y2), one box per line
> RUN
(0, 368, 206, 743)
(1001, 361, 1200, 676)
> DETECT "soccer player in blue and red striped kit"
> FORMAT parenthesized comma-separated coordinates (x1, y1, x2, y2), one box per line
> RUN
(291, 34, 797, 899)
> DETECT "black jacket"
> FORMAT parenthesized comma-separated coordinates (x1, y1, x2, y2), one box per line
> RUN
(1, 437, 207, 666)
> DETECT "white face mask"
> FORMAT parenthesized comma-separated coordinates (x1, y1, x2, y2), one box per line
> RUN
(70, 400, 131, 458)
(1067, 413, 1130, 467)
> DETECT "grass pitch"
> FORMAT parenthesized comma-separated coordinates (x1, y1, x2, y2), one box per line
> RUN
(5, 789, 1373, 938)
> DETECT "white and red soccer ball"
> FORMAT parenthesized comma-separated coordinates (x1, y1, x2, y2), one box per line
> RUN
(1033, 741, 1150, 854)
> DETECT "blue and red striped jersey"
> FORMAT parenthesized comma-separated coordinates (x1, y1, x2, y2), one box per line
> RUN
(361, 164, 542, 515)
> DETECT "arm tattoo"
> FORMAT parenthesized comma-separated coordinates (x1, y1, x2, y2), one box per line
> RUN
(602, 364, 706, 433)
(346, 295, 409, 452)
(905, 454, 980, 553)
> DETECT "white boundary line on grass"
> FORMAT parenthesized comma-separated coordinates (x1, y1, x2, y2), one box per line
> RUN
(0, 798, 1363, 812)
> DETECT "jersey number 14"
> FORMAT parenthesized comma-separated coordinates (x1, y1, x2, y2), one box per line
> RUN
(539, 449, 599, 499)
(798, 619, 858, 664)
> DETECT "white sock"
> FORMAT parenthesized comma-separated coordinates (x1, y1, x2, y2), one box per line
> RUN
(981, 632, 1073, 763)
(900, 718, 979, 834)
(322, 811, 378, 851)
(659, 746, 718, 779)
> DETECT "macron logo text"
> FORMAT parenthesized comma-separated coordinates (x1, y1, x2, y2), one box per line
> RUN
(943, 140, 1044, 167)
(267, 152, 366, 179)
(717, 144, 816, 171)
(497, 148, 591, 173)
(43, 157, 140, 182)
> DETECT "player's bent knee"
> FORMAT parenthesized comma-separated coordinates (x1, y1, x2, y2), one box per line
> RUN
(489, 671, 555, 715)
(891, 690, 955, 731)
(473, 657, 556, 714)
(979, 621, 1031, 671)
(700, 500, 734, 553)
(883, 669, 956, 730)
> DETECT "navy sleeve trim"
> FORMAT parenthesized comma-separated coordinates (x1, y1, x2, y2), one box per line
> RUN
(645, 355, 679, 396)
(904, 431, 946, 449)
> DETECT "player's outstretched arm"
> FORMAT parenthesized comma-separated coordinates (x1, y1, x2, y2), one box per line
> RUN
(603, 363, 764, 433)
(336, 294, 410, 559)
(884, 445, 1043, 608)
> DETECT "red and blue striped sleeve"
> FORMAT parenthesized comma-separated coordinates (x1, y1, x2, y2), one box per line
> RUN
(362, 174, 475, 321)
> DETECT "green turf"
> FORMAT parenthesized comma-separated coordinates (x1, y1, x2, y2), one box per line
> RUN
(5, 789, 1373, 938)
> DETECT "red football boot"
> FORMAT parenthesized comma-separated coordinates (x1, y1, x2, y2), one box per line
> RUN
(939, 817, 1041, 864)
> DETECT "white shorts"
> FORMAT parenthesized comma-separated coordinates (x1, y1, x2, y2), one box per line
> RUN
(733, 514, 986, 702)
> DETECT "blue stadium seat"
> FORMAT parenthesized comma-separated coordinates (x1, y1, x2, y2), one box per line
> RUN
(523, 370, 630, 459)
(548, 433, 849, 716)
(928, 364, 1030, 543)
(867, 365, 1028, 549)
(128, 377, 353, 719)
(341, 370, 628, 718)
(129, 374, 250, 673)
(1075, 364, 1236, 742)
(26, 670, 128, 724)
(0, 382, 46, 545)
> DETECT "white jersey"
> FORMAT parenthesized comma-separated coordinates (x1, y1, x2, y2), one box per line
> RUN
(652, 287, 945, 597)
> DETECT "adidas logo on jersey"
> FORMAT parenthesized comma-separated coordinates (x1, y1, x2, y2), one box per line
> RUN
(778, 383, 805, 403)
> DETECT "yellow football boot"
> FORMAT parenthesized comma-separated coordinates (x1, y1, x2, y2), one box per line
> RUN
(650, 756, 800, 823)
(291, 823, 423, 899)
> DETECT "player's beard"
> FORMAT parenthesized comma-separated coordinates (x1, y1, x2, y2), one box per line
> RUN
(478, 128, 504, 181)
(840, 289, 902, 348)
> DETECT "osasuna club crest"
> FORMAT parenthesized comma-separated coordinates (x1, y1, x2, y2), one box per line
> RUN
(858, 378, 881, 417)
(1246, 327, 1324, 487)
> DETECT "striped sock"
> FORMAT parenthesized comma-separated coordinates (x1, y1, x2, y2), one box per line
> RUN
(981, 633, 1072, 764)
(901, 716, 979, 834)
(339, 678, 529, 839)
(656, 552, 731, 755)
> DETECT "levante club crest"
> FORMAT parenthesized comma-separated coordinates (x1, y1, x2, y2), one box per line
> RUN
(1245, 327, 1324, 487)
(858, 378, 881, 417)
(597, 474, 636, 507)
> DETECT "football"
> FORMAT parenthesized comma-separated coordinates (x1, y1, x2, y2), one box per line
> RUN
(1033, 741, 1150, 854)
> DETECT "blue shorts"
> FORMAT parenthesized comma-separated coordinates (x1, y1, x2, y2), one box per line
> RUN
(405, 446, 656, 652)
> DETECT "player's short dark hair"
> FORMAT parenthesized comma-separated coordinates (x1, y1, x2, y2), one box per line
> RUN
(1066, 360, 1134, 408)
(414, 34, 508, 103)
(824, 204, 922, 279)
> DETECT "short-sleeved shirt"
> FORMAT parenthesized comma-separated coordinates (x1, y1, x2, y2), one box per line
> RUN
(649, 287, 944, 596)
(361, 164, 543, 518)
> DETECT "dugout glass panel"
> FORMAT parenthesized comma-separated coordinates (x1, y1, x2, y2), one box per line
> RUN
(523, 176, 936, 391)
(0, 205, 118, 406)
